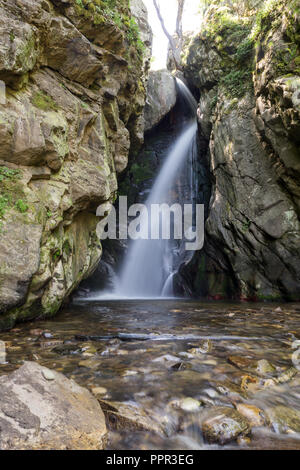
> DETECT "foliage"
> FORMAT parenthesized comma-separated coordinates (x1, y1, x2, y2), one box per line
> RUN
(221, 70, 253, 98)
(72, 0, 146, 58)
(15, 199, 29, 213)
(0, 195, 10, 218)
(0, 167, 26, 219)
(0, 167, 20, 182)
(236, 37, 255, 63)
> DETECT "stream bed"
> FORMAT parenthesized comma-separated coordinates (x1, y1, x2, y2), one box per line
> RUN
(1, 300, 300, 450)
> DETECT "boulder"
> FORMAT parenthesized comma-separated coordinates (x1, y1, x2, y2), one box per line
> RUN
(201, 406, 251, 445)
(266, 406, 300, 434)
(144, 70, 177, 131)
(0, 362, 107, 450)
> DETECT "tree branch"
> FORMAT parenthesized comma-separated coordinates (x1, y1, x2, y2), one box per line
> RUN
(152, 0, 180, 69)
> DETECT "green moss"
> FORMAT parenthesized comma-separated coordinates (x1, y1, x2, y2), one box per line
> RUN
(71, 0, 146, 59)
(52, 249, 61, 261)
(130, 162, 154, 185)
(0, 166, 21, 182)
(241, 219, 251, 233)
(221, 69, 253, 98)
(256, 292, 283, 301)
(197, 8, 255, 100)
(0, 167, 22, 219)
(236, 38, 255, 64)
(273, 44, 300, 77)
(15, 199, 29, 213)
(0, 195, 10, 218)
(32, 91, 58, 112)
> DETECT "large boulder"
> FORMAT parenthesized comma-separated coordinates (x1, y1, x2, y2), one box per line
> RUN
(0, 362, 107, 450)
(144, 70, 177, 131)
(201, 407, 251, 445)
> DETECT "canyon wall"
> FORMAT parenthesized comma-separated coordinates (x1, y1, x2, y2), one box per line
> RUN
(183, 0, 300, 300)
(0, 0, 150, 329)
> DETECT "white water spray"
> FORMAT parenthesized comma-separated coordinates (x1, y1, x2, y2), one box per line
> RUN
(94, 79, 198, 299)
(114, 79, 198, 298)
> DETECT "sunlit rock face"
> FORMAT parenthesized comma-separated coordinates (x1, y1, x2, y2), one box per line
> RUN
(183, 0, 300, 301)
(144, 70, 177, 132)
(0, 0, 149, 329)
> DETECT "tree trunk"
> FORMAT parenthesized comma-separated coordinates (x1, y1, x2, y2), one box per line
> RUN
(176, 0, 185, 39)
(152, 0, 184, 70)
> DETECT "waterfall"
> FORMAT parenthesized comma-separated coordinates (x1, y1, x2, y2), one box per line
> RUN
(115, 79, 199, 299)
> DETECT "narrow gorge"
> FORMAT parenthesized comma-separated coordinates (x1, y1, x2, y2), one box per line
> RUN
(0, 0, 300, 452)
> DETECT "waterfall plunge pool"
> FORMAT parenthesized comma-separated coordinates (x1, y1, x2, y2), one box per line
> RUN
(1, 299, 300, 450)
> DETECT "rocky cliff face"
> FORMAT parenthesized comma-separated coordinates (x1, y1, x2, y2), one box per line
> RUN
(0, 0, 149, 329)
(183, 0, 300, 300)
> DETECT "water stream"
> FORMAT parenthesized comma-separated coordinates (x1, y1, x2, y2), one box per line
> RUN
(1, 301, 300, 450)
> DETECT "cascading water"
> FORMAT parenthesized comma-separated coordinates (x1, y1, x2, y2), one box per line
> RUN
(115, 79, 199, 298)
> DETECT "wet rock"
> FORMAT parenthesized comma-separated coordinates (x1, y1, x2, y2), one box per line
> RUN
(204, 388, 219, 399)
(98, 400, 164, 435)
(91, 387, 107, 397)
(39, 340, 64, 350)
(179, 352, 195, 359)
(122, 370, 139, 377)
(179, 398, 202, 412)
(228, 356, 253, 369)
(275, 367, 298, 385)
(170, 362, 188, 371)
(43, 332, 53, 339)
(188, 339, 212, 355)
(152, 354, 181, 368)
(237, 435, 251, 446)
(79, 359, 99, 369)
(240, 375, 260, 393)
(266, 406, 300, 434)
(253, 359, 276, 377)
(215, 381, 244, 401)
(229, 357, 276, 377)
(236, 404, 265, 427)
(202, 407, 251, 445)
(0, 362, 107, 449)
(80, 343, 98, 355)
(53, 343, 80, 356)
(101, 348, 128, 356)
(29, 329, 44, 336)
